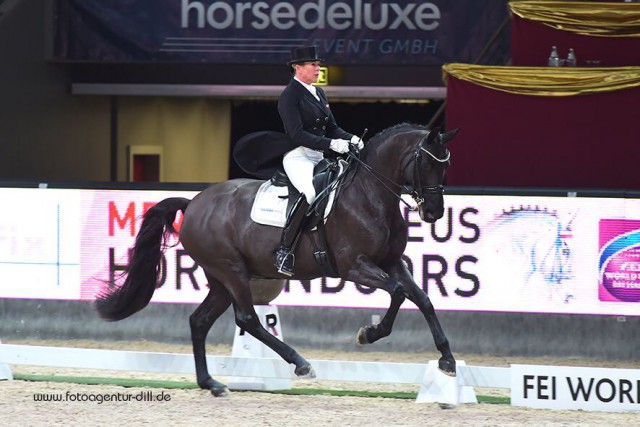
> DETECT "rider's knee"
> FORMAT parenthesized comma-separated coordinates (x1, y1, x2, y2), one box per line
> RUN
(303, 191, 315, 204)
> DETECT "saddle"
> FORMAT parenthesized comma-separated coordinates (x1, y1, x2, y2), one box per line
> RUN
(270, 158, 342, 227)
(266, 158, 345, 276)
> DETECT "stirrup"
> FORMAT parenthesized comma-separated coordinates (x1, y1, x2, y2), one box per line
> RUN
(275, 251, 295, 277)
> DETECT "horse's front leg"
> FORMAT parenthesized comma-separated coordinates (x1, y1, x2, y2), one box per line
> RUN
(388, 260, 456, 376)
(344, 256, 406, 346)
(190, 278, 233, 396)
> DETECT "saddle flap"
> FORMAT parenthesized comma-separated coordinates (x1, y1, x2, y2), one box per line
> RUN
(250, 182, 289, 227)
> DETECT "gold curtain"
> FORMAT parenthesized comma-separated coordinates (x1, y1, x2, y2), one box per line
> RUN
(509, 1, 640, 37)
(442, 63, 640, 97)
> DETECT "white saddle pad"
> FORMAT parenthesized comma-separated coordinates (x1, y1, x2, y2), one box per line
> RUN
(250, 165, 344, 228)
(250, 183, 290, 227)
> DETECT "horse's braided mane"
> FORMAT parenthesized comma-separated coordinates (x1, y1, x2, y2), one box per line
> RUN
(367, 122, 430, 147)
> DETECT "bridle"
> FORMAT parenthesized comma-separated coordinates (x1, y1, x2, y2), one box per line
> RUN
(346, 135, 450, 211)
(407, 137, 450, 209)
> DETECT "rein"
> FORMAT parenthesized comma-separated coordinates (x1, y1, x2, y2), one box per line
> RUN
(346, 135, 449, 211)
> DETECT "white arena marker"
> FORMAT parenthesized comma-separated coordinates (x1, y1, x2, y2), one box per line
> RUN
(0, 340, 14, 380)
(0, 343, 513, 406)
(417, 360, 477, 405)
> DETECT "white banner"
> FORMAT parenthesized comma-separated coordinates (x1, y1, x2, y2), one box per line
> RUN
(0, 188, 80, 300)
(0, 188, 639, 316)
(511, 364, 640, 412)
(278, 194, 640, 316)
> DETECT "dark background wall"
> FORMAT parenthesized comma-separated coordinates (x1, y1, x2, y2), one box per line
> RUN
(228, 100, 443, 179)
(0, 0, 452, 183)
(0, 0, 112, 182)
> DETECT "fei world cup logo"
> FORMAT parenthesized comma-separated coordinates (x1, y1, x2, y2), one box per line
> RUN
(598, 219, 640, 303)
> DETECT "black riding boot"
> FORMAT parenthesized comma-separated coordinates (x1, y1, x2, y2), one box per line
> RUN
(275, 195, 310, 276)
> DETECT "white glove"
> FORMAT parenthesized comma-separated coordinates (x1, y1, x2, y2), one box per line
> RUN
(330, 138, 350, 154)
(351, 135, 365, 150)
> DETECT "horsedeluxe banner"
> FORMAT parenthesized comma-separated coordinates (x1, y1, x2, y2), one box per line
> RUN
(0, 187, 639, 317)
(53, 0, 507, 65)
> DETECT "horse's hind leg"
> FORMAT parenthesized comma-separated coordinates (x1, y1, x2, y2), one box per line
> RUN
(190, 275, 233, 396)
(232, 303, 315, 377)
(390, 260, 456, 376)
(225, 276, 315, 378)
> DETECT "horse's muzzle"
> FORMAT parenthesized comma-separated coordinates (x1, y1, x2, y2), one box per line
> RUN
(420, 206, 444, 223)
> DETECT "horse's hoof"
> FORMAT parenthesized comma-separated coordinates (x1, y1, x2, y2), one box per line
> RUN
(200, 377, 230, 397)
(210, 386, 230, 397)
(294, 364, 316, 378)
(438, 403, 456, 410)
(438, 358, 457, 377)
(356, 326, 369, 346)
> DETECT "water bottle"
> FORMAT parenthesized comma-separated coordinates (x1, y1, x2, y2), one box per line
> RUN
(566, 48, 577, 67)
(548, 46, 560, 67)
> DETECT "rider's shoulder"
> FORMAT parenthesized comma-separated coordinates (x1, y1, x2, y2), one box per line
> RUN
(279, 81, 303, 105)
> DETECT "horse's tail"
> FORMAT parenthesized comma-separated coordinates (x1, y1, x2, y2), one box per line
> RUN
(95, 197, 191, 321)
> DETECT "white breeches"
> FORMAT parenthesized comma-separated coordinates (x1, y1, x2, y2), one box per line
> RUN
(282, 146, 324, 204)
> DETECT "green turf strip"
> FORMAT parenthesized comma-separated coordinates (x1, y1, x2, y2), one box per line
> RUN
(14, 373, 199, 390)
(13, 373, 510, 404)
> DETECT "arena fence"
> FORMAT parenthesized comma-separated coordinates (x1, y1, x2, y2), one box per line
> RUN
(3, 343, 640, 412)
(0, 343, 506, 405)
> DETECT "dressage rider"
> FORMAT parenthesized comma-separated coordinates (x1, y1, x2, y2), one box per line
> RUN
(275, 46, 363, 276)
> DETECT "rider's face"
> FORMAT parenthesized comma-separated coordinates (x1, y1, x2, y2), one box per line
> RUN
(294, 61, 321, 85)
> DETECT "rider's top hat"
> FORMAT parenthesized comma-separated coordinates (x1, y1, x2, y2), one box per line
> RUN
(287, 46, 323, 66)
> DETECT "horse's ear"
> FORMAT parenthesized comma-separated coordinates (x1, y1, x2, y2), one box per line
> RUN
(438, 128, 460, 145)
(426, 129, 439, 144)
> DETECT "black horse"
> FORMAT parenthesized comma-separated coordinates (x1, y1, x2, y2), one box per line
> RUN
(95, 123, 458, 397)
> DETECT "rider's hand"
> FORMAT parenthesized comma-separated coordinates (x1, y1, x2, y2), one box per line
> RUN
(351, 135, 365, 150)
(330, 138, 350, 154)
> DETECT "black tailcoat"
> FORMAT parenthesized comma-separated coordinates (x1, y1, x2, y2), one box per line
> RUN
(278, 79, 353, 151)
(233, 79, 353, 179)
